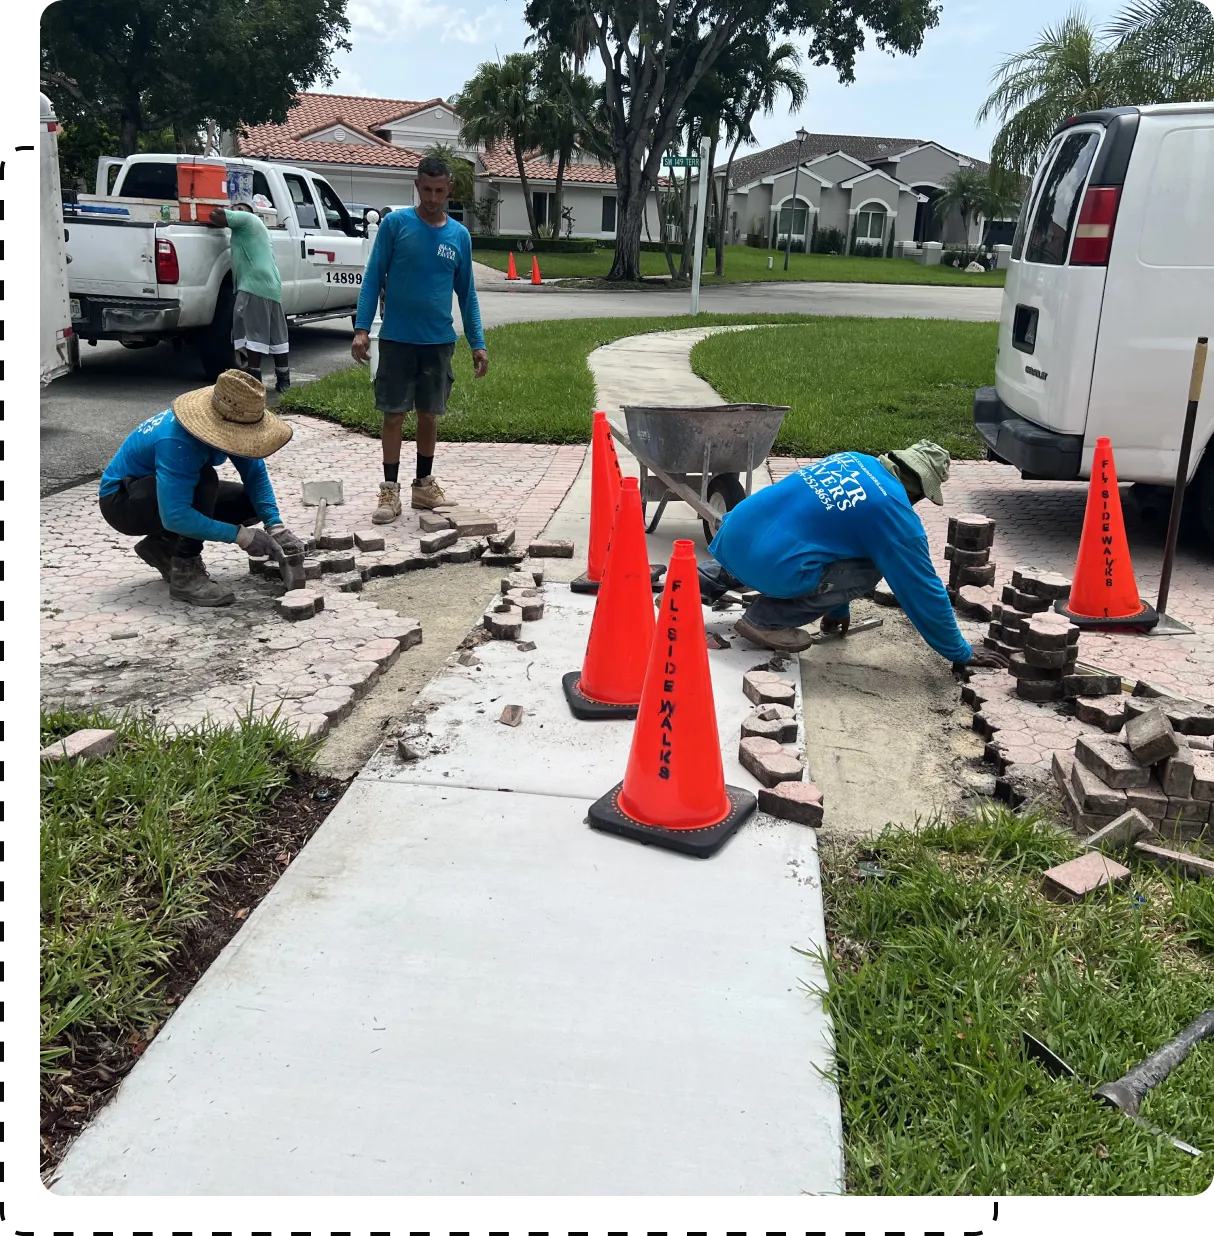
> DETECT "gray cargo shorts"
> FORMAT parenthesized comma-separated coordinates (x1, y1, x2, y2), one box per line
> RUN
(374, 339, 456, 416)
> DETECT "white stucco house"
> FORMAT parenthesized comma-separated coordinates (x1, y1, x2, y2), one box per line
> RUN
(236, 92, 661, 240)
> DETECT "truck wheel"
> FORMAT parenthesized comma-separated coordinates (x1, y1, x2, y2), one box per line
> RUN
(197, 282, 236, 381)
(1191, 447, 1214, 546)
(701, 473, 746, 545)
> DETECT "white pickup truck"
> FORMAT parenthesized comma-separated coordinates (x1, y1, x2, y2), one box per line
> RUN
(65, 153, 371, 378)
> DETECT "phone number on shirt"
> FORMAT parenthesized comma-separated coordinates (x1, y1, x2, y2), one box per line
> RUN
(325, 270, 363, 284)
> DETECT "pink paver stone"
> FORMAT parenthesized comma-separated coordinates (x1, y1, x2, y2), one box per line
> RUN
(1042, 852, 1132, 902)
(39, 728, 118, 762)
(738, 736, 804, 787)
(742, 671, 796, 706)
(356, 638, 402, 670)
(758, 780, 824, 826)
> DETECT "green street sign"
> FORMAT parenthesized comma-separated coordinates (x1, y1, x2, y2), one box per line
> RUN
(663, 155, 701, 167)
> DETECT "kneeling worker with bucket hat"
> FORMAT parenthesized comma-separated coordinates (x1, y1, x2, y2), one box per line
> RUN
(98, 369, 305, 606)
(699, 440, 1009, 669)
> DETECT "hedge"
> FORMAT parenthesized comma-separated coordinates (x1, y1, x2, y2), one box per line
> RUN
(471, 235, 598, 253)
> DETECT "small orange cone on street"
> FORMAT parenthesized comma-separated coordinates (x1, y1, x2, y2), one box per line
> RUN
(1056, 436, 1157, 630)
(570, 411, 623, 594)
(564, 477, 657, 719)
(587, 539, 757, 857)
(506, 251, 519, 280)
(530, 255, 542, 284)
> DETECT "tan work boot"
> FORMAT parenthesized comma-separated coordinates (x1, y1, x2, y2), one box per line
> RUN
(134, 535, 174, 582)
(411, 476, 447, 510)
(734, 617, 812, 653)
(371, 481, 402, 525)
(169, 555, 234, 607)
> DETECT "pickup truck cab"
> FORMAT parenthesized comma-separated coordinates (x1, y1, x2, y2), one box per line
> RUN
(974, 103, 1214, 541)
(66, 154, 371, 378)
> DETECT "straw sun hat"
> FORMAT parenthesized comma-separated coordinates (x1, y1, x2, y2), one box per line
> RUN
(172, 369, 293, 459)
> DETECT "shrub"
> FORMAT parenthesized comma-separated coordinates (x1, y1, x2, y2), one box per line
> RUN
(812, 226, 846, 255)
(472, 235, 598, 254)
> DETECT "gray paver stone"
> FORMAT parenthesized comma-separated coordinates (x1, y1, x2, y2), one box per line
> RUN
(276, 593, 320, 622)
(1075, 695, 1127, 732)
(1015, 678, 1065, 702)
(955, 585, 996, 620)
(418, 512, 454, 533)
(482, 551, 526, 568)
(1074, 734, 1151, 788)
(486, 528, 517, 553)
(1022, 644, 1075, 670)
(293, 714, 330, 740)
(1024, 617, 1076, 651)
(420, 528, 459, 554)
(953, 562, 997, 587)
(1051, 749, 1075, 794)
(1124, 776, 1169, 821)
(738, 736, 804, 787)
(1001, 585, 1051, 613)
(1193, 751, 1214, 802)
(1012, 568, 1072, 600)
(376, 618, 423, 650)
(353, 530, 386, 552)
(872, 579, 900, 608)
(1133, 842, 1214, 880)
(441, 545, 475, 564)
(485, 611, 523, 640)
(1124, 707, 1180, 765)
(320, 551, 357, 574)
(758, 780, 824, 826)
(1063, 672, 1123, 698)
(451, 509, 498, 537)
(1070, 758, 1128, 814)
(303, 559, 323, 581)
(1159, 745, 1195, 797)
(516, 641, 537, 652)
(945, 546, 991, 567)
(1042, 852, 1131, 902)
(318, 532, 355, 551)
(40, 728, 118, 763)
(742, 705, 798, 743)
(1082, 808, 1158, 854)
(527, 539, 574, 559)
(330, 572, 365, 593)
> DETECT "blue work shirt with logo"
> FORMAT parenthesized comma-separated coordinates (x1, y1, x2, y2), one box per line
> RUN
(354, 207, 485, 351)
(709, 451, 971, 663)
(99, 409, 282, 545)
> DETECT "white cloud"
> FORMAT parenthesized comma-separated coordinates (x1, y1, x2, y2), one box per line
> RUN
(348, 0, 495, 45)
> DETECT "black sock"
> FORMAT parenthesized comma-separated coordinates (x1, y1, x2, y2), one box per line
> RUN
(384, 462, 400, 483)
(275, 365, 290, 391)
(415, 453, 434, 482)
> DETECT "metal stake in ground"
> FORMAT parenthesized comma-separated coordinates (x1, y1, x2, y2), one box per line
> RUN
(1152, 336, 1207, 637)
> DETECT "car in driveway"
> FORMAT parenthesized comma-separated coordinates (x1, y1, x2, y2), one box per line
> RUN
(974, 103, 1214, 540)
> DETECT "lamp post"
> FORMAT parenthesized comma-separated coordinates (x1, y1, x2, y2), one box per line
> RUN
(783, 126, 809, 272)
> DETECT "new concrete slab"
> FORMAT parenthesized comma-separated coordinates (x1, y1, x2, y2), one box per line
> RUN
(54, 780, 839, 1196)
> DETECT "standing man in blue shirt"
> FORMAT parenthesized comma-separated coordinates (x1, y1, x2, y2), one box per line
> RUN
(702, 440, 1008, 670)
(351, 155, 488, 523)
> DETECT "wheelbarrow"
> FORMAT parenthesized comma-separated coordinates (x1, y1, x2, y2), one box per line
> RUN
(609, 403, 790, 542)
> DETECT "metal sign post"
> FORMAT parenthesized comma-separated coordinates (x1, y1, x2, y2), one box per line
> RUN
(689, 137, 711, 317)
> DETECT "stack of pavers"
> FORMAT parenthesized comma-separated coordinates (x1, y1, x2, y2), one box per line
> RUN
(944, 513, 997, 604)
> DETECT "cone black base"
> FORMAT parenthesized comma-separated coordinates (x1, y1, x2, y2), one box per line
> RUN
(1054, 598, 1159, 631)
(561, 671, 639, 720)
(586, 782, 757, 858)
(571, 564, 667, 595)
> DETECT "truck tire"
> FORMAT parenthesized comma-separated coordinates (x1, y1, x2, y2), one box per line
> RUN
(197, 281, 236, 381)
(1192, 446, 1214, 546)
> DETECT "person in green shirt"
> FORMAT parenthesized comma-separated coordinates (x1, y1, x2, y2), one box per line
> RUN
(207, 202, 290, 395)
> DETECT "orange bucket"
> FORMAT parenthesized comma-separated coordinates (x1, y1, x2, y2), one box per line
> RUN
(177, 162, 229, 221)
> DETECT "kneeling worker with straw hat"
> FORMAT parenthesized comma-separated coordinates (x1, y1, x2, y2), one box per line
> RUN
(98, 369, 305, 606)
(700, 440, 1008, 669)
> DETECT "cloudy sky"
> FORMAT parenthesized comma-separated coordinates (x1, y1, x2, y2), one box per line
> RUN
(330, 1, 1139, 159)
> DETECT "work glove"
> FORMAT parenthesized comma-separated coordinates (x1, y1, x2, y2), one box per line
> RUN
(961, 647, 1010, 671)
(267, 524, 306, 559)
(819, 615, 851, 637)
(236, 525, 283, 559)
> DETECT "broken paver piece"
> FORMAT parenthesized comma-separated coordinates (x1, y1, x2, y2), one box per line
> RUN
(1132, 842, 1214, 880)
(758, 780, 824, 826)
(418, 511, 454, 533)
(706, 632, 730, 650)
(516, 640, 537, 652)
(1074, 734, 1151, 788)
(486, 528, 516, 553)
(441, 544, 475, 564)
(742, 670, 796, 707)
(1124, 706, 1180, 766)
(1082, 808, 1158, 854)
(276, 592, 321, 621)
(419, 528, 459, 554)
(329, 571, 365, 593)
(742, 705, 797, 744)
(481, 551, 526, 568)
(1075, 695, 1127, 733)
(353, 530, 386, 552)
(955, 585, 996, 620)
(1159, 745, 1196, 797)
(499, 704, 525, 727)
(738, 736, 804, 787)
(512, 596, 545, 622)
(527, 539, 574, 559)
(504, 573, 537, 594)
(485, 612, 523, 640)
(1042, 852, 1131, 902)
(40, 728, 119, 763)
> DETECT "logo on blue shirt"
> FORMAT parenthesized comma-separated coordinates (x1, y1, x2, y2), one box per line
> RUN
(436, 242, 458, 263)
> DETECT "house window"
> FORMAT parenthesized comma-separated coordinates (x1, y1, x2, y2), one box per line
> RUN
(777, 200, 809, 238)
(601, 195, 617, 233)
(532, 191, 556, 228)
(855, 205, 887, 245)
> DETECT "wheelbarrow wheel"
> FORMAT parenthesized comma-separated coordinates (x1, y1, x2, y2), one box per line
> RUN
(702, 473, 746, 545)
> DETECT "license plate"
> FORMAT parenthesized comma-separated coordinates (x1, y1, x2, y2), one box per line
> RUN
(70, 298, 82, 321)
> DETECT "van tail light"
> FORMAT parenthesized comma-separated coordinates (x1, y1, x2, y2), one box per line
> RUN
(1071, 186, 1121, 266)
(155, 238, 179, 284)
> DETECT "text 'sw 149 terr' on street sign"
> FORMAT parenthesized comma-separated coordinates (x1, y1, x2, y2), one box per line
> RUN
(663, 155, 701, 167)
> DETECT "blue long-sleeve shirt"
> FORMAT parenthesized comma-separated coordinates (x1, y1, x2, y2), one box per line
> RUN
(354, 207, 485, 351)
(709, 452, 972, 663)
(99, 409, 282, 544)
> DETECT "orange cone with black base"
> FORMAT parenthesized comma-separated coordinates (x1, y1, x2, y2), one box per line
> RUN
(1056, 436, 1157, 630)
(531, 255, 542, 284)
(570, 411, 623, 594)
(587, 539, 756, 857)
(506, 251, 519, 280)
(563, 477, 656, 719)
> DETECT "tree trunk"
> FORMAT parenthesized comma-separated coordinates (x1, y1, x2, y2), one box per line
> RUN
(515, 141, 538, 239)
(716, 133, 745, 277)
(607, 183, 649, 281)
(553, 148, 568, 237)
(118, 96, 142, 157)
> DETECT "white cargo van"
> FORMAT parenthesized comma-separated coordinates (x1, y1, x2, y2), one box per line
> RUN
(974, 103, 1214, 540)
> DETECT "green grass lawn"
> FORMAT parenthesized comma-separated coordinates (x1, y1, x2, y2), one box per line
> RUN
(40, 708, 315, 1084)
(692, 318, 996, 459)
(474, 246, 1007, 287)
(821, 807, 1214, 1195)
(282, 315, 995, 459)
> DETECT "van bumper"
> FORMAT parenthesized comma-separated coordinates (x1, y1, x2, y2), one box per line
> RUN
(973, 387, 1083, 481)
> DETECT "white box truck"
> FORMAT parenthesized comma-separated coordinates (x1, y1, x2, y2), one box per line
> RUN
(41, 94, 76, 384)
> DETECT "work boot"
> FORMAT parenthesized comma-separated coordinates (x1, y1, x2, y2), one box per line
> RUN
(372, 481, 402, 525)
(169, 555, 235, 607)
(734, 617, 813, 653)
(134, 535, 175, 582)
(411, 476, 447, 510)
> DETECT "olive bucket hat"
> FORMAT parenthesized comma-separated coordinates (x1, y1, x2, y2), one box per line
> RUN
(887, 439, 951, 506)
(173, 369, 293, 460)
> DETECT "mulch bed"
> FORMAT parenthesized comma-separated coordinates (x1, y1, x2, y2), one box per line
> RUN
(40, 768, 348, 1178)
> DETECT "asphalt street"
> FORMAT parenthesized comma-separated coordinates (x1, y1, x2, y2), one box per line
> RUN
(40, 279, 1002, 495)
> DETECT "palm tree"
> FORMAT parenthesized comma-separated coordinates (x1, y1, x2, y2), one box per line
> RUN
(533, 60, 607, 239)
(455, 53, 543, 238)
(1108, 0, 1214, 102)
(422, 143, 476, 214)
(933, 167, 989, 251)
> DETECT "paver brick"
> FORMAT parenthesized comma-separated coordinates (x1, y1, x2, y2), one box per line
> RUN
(355, 638, 401, 670)
(276, 592, 322, 621)
(758, 780, 824, 826)
(527, 539, 574, 559)
(509, 595, 545, 622)
(742, 670, 796, 706)
(1075, 695, 1127, 732)
(318, 532, 355, 551)
(1001, 585, 1052, 613)
(40, 728, 118, 763)
(1022, 644, 1076, 670)
(945, 545, 992, 567)
(1070, 758, 1128, 813)
(419, 528, 459, 554)
(956, 585, 996, 620)
(1124, 707, 1180, 765)
(1082, 808, 1157, 854)
(1011, 568, 1072, 600)
(1159, 745, 1195, 797)
(1074, 733, 1151, 788)
(486, 528, 516, 553)
(440, 544, 475, 563)
(1133, 841, 1214, 880)
(418, 512, 454, 533)
(1063, 672, 1123, 698)
(376, 618, 423, 650)
(741, 704, 798, 743)
(738, 736, 804, 787)
(482, 551, 526, 568)
(353, 530, 386, 552)
(320, 551, 357, 574)
(485, 611, 523, 640)
(330, 572, 364, 593)
(1193, 751, 1214, 801)
(872, 579, 901, 608)
(450, 508, 498, 537)
(499, 704, 525, 727)
(303, 559, 323, 581)
(1042, 852, 1131, 901)
(948, 513, 997, 549)
(1024, 616, 1078, 651)
(1010, 653, 1061, 681)
(1124, 776, 1169, 821)
(953, 562, 996, 587)
(1162, 796, 1209, 826)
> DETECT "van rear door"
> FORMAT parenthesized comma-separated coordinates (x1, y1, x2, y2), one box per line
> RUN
(1084, 112, 1214, 484)
(994, 123, 1109, 438)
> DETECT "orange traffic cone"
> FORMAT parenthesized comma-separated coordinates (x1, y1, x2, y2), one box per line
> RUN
(506, 251, 519, 280)
(587, 539, 757, 857)
(570, 411, 623, 594)
(563, 477, 657, 720)
(530, 255, 542, 284)
(1056, 436, 1157, 630)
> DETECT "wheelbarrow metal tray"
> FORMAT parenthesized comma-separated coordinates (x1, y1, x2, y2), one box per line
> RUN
(621, 404, 789, 474)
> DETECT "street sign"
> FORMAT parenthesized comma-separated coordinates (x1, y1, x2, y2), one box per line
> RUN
(663, 155, 701, 167)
